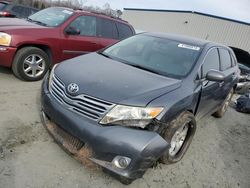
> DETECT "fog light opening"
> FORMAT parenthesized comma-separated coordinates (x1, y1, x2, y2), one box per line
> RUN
(112, 156, 131, 169)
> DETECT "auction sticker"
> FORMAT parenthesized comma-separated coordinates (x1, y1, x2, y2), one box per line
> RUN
(178, 43, 200, 51)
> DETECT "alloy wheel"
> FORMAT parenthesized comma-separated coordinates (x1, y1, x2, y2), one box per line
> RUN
(23, 54, 46, 78)
(169, 124, 189, 157)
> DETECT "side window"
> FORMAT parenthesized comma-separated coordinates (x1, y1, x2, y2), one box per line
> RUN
(24, 8, 31, 17)
(11, 6, 18, 13)
(116, 22, 133, 40)
(68, 16, 96, 37)
(219, 49, 232, 71)
(30, 9, 37, 15)
(11, 5, 21, 16)
(202, 48, 220, 78)
(230, 53, 237, 66)
(97, 18, 118, 39)
(20, 7, 29, 18)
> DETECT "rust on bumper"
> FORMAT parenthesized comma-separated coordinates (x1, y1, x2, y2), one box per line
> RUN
(42, 112, 98, 169)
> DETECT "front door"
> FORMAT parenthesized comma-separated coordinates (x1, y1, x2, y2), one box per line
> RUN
(61, 15, 100, 60)
(196, 48, 222, 119)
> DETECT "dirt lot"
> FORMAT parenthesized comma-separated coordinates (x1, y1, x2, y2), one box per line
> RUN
(0, 66, 249, 188)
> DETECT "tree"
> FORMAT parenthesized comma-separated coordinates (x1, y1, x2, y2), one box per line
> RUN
(14, 0, 122, 18)
(116, 10, 122, 18)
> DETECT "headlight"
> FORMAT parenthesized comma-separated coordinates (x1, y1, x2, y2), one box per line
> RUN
(48, 64, 58, 92)
(0, 32, 11, 46)
(100, 105, 164, 128)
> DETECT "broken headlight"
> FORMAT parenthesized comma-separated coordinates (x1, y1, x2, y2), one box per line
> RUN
(100, 105, 163, 128)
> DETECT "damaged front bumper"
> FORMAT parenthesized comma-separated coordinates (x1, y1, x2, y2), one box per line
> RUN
(41, 77, 169, 181)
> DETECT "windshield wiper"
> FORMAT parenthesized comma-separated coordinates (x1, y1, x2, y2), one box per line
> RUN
(98, 52, 112, 59)
(128, 64, 160, 75)
(98, 53, 161, 75)
(27, 18, 47, 26)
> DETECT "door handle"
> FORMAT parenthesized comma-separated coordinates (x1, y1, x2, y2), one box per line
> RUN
(201, 80, 209, 87)
(219, 81, 224, 87)
(232, 73, 237, 79)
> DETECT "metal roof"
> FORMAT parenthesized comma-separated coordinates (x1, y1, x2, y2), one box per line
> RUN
(124, 8, 250, 26)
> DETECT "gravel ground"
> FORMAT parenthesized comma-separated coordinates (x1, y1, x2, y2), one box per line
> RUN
(0, 66, 250, 188)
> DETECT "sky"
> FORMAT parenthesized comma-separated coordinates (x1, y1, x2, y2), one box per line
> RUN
(83, 0, 250, 24)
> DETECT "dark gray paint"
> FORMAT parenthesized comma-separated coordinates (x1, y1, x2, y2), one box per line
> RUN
(41, 32, 239, 181)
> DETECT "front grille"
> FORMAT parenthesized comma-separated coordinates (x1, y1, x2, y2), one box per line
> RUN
(50, 75, 114, 121)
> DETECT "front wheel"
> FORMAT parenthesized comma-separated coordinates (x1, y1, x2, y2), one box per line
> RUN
(12, 47, 50, 81)
(160, 111, 196, 164)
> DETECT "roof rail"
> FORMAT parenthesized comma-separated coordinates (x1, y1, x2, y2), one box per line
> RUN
(74, 8, 127, 22)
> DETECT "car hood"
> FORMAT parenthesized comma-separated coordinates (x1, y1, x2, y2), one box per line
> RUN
(55, 53, 182, 106)
(238, 63, 250, 74)
(0, 18, 44, 30)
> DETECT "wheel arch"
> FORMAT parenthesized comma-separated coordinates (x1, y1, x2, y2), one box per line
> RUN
(159, 110, 196, 164)
(15, 44, 53, 67)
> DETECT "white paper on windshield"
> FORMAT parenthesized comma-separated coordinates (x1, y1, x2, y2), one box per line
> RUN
(62, 10, 73, 15)
(178, 44, 200, 51)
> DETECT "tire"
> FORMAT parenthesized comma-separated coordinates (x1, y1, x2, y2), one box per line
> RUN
(160, 111, 196, 164)
(12, 47, 50, 81)
(119, 176, 134, 185)
(213, 89, 234, 118)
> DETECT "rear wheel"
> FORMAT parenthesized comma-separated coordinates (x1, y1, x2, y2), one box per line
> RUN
(213, 89, 234, 118)
(160, 111, 196, 164)
(12, 47, 50, 81)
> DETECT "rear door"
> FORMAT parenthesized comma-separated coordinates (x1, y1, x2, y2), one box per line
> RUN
(218, 48, 237, 99)
(196, 48, 222, 118)
(97, 18, 119, 49)
(61, 15, 100, 60)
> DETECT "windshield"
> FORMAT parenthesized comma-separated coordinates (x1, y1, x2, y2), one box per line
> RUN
(28, 7, 74, 27)
(103, 35, 202, 78)
(0, 3, 7, 10)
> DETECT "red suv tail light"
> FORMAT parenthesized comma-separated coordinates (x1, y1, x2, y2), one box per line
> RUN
(0, 11, 11, 17)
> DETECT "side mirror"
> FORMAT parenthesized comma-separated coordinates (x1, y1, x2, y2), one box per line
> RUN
(206, 70, 225, 82)
(65, 27, 80, 35)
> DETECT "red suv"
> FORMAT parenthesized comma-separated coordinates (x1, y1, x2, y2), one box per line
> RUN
(0, 7, 135, 81)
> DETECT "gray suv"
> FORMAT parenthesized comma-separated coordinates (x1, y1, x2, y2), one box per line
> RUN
(41, 33, 239, 184)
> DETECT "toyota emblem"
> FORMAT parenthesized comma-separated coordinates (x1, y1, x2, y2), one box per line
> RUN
(67, 83, 79, 94)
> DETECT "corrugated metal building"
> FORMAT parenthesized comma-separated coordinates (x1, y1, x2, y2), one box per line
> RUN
(123, 8, 250, 53)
